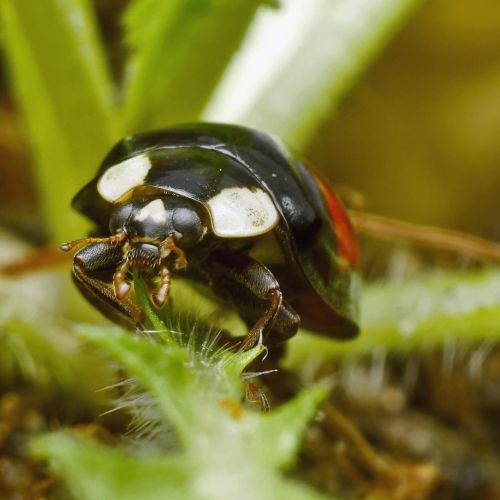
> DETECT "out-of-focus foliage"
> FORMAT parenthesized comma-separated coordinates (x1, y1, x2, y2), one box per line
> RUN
(287, 268, 500, 365)
(307, 0, 500, 239)
(0, 0, 117, 240)
(204, 0, 423, 150)
(121, 0, 265, 132)
(0, 231, 110, 413)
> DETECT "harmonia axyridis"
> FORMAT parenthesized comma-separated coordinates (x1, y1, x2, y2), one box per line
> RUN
(61, 123, 360, 349)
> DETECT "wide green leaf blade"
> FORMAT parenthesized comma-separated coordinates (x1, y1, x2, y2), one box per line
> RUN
(0, 0, 117, 241)
(205, 0, 423, 150)
(121, 0, 266, 133)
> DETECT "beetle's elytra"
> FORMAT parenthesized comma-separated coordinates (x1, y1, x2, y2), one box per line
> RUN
(61, 123, 361, 349)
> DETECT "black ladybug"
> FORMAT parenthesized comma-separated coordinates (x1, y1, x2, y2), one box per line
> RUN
(62, 123, 360, 349)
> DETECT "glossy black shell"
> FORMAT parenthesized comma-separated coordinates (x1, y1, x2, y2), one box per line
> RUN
(74, 123, 360, 338)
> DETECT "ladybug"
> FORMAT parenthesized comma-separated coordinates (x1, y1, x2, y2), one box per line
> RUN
(61, 123, 360, 349)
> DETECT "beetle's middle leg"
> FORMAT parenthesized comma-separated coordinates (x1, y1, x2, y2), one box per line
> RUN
(72, 242, 144, 327)
(204, 251, 300, 351)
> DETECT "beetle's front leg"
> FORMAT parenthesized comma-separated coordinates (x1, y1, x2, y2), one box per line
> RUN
(72, 243, 144, 327)
(204, 251, 300, 350)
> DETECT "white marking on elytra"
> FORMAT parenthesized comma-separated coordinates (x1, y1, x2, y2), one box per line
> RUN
(207, 187, 279, 237)
(134, 199, 167, 223)
(97, 154, 152, 202)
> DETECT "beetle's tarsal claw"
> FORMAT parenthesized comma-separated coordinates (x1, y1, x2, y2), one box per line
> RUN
(174, 258, 187, 271)
(151, 266, 171, 309)
(245, 382, 270, 412)
(114, 278, 131, 301)
(113, 259, 131, 301)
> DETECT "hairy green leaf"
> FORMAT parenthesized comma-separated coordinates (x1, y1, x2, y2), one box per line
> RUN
(0, 0, 117, 241)
(34, 324, 331, 500)
(78, 325, 262, 444)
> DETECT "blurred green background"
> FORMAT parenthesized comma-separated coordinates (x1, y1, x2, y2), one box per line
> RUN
(309, 0, 500, 239)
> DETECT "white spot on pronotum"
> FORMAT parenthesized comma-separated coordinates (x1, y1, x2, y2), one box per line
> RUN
(97, 154, 152, 202)
(134, 199, 167, 223)
(207, 187, 279, 237)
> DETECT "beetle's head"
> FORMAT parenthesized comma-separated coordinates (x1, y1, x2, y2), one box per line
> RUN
(110, 197, 205, 248)
(107, 196, 206, 307)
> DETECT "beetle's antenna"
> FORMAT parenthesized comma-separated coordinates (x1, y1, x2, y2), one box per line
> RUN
(60, 232, 126, 253)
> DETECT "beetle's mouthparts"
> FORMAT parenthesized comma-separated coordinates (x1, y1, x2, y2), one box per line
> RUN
(128, 243, 160, 271)
(112, 236, 187, 309)
(161, 236, 187, 270)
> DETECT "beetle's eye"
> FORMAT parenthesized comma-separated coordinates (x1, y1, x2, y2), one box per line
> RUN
(109, 203, 134, 233)
(172, 207, 203, 247)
